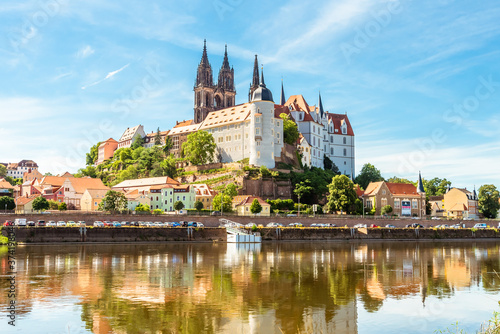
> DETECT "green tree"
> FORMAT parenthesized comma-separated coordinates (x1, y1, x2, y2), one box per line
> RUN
(48, 200, 59, 210)
(182, 131, 216, 165)
(213, 194, 232, 212)
(86, 142, 101, 165)
(32, 196, 49, 212)
(174, 201, 185, 212)
(381, 205, 393, 215)
(98, 190, 127, 212)
(250, 198, 263, 215)
(326, 175, 357, 214)
(194, 200, 204, 212)
(280, 113, 300, 145)
(160, 155, 177, 178)
(386, 176, 414, 184)
(0, 164, 7, 178)
(58, 202, 67, 211)
(131, 135, 145, 150)
(224, 183, 238, 198)
(0, 196, 15, 210)
(294, 180, 313, 216)
(354, 163, 384, 190)
(154, 127, 162, 146)
(323, 156, 340, 174)
(135, 203, 150, 212)
(478, 184, 500, 219)
(163, 136, 173, 155)
(75, 165, 97, 178)
(423, 177, 452, 196)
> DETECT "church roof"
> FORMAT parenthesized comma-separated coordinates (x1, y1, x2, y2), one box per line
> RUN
(251, 70, 273, 102)
(198, 103, 252, 129)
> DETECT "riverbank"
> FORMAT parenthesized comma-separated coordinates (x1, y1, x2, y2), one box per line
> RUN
(3, 226, 500, 244)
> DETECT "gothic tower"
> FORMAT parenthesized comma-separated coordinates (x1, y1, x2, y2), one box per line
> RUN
(194, 40, 215, 124)
(248, 55, 260, 102)
(215, 44, 236, 109)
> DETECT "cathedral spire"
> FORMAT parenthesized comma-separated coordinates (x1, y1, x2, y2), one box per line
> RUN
(201, 39, 209, 65)
(260, 66, 266, 86)
(318, 92, 325, 118)
(417, 171, 425, 194)
(280, 79, 286, 105)
(252, 55, 259, 86)
(221, 44, 230, 70)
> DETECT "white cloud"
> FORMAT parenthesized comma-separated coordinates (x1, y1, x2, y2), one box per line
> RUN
(76, 45, 94, 59)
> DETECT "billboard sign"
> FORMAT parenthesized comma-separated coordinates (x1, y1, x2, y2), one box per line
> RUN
(401, 201, 411, 216)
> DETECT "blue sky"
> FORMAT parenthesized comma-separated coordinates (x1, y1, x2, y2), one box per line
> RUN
(0, 0, 499, 189)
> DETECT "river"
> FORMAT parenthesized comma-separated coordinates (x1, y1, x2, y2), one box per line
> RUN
(1, 241, 500, 333)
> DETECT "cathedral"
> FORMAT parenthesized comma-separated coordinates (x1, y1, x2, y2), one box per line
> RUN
(193, 40, 236, 124)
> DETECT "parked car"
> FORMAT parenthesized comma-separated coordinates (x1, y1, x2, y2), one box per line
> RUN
(450, 224, 462, 229)
(353, 224, 367, 228)
(14, 218, 27, 226)
(27, 221, 36, 227)
(406, 223, 424, 228)
(196, 222, 205, 228)
(473, 223, 487, 229)
(431, 217, 441, 220)
(46, 221, 57, 227)
(385, 224, 396, 228)
(77, 221, 86, 227)
(121, 221, 129, 226)
(288, 222, 303, 227)
(36, 220, 46, 227)
(3, 220, 13, 226)
(266, 222, 282, 227)
(104, 221, 113, 227)
(129, 221, 139, 226)
(93, 221, 104, 227)
(112, 222, 122, 227)
(246, 222, 257, 228)
(171, 222, 181, 227)
(56, 221, 66, 227)
(370, 224, 379, 228)
(211, 211, 221, 216)
(66, 221, 76, 227)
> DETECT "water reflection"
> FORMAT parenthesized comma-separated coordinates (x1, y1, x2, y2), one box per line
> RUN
(1, 241, 500, 334)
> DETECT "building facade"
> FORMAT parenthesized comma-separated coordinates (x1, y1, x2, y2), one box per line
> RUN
(443, 187, 479, 219)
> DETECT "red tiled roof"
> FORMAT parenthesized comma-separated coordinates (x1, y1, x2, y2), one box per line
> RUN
(16, 194, 39, 206)
(174, 120, 194, 128)
(232, 195, 269, 206)
(385, 182, 418, 196)
(327, 113, 355, 136)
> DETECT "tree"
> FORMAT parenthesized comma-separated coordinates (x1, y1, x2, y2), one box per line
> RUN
(326, 175, 357, 214)
(86, 142, 101, 165)
(174, 201, 185, 212)
(131, 135, 145, 150)
(423, 177, 452, 196)
(0, 164, 7, 178)
(250, 199, 263, 215)
(294, 180, 313, 216)
(194, 200, 204, 212)
(75, 165, 97, 178)
(381, 205, 393, 216)
(98, 190, 127, 212)
(48, 200, 59, 210)
(354, 163, 384, 190)
(58, 202, 67, 211)
(162, 136, 173, 155)
(182, 131, 216, 165)
(135, 203, 150, 212)
(386, 176, 414, 184)
(32, 196, 49, 212)
(0, 196, 15, 210)
(280, 113, 300, 145)
(224, 183, 238, 198)
(154, 127, 162, 146)
(160, 155, 178, 178)
(478, 184, 500, 219)
(213, 194, 232, 213)
(323, 156, 340, 174)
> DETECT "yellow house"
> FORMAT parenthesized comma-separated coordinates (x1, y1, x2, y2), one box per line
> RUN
(443, 187, 478, 219)
(192, 184, 216, 210)
(15, 195, 39, 214)
(232, 196, 271, 216)
(81, 189, 109, 212)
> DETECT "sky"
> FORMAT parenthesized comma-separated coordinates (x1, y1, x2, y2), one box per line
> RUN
(0, 0, 499, 189)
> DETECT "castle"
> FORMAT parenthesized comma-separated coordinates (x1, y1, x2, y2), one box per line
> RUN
(98, 41, 356, 176)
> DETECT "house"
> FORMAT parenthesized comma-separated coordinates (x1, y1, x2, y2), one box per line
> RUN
(23, 168, 43, 183)
(5, 160, 39, 179)
(117, 125, 146, 149)
(81, 189, 110, 211)
(112, 176, 180, 194)
(143, 130, 170, 148)
(232, 195, 271, 216)
(297, 135, 312, 168)
(429, 195, 445, 217)
(123, 189, 151, 211)
(60, 177, 109, 209)
(362, 174, 426, 217)
(443, 187, 479, 219)
(96, 138, 118, 165)
(15, 194, 39, 214)
(192, 184, 216, 209)
(0, 178, 14, 198)
(148, 184, 196, 212)
(20, 179, 43, 197)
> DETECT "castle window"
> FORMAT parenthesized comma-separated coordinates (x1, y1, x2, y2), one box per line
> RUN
(343, 137, 347, 144)
(256, 128, 260, 135)
(330, 136, 333, 143)
(277, 121, 280, 127)
(256, 116, 261, 123)
(343, 148, 347, 156)
(330, 148, 333, 155)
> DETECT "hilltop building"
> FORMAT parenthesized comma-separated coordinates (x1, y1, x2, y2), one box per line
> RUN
(1, 160, 39, 179)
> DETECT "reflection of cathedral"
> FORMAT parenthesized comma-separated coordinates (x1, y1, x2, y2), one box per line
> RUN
(194, 40, 236, 124)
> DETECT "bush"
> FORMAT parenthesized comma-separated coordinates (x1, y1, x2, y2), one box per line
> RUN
(58, 202, 67, 211)
(152, 209, 163, 215)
